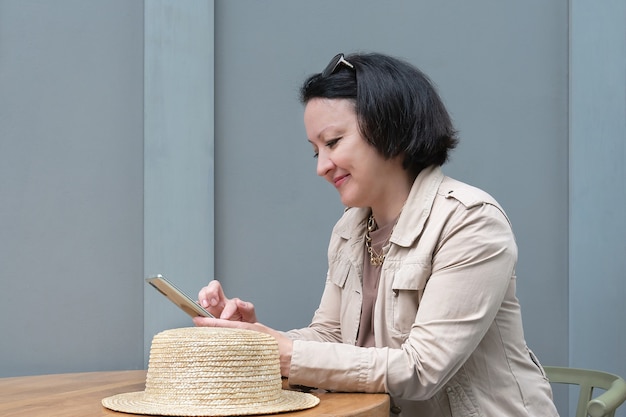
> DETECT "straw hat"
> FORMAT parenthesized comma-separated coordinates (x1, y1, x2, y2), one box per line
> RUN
(102, 327, 319, 416)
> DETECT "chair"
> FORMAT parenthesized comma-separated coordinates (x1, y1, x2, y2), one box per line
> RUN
(544, 366, 626, 417)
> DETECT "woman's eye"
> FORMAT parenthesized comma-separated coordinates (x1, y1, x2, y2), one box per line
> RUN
(311, 138, 340, 158)
(326, 138, 340, 148)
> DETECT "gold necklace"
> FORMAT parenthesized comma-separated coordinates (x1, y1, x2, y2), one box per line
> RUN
(365, 214, 386, 266)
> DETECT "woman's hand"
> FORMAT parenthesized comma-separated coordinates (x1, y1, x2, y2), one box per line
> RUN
(196, 280, 257, 323)
(195, 281, 292, 375)
(192, 317, 293, 377)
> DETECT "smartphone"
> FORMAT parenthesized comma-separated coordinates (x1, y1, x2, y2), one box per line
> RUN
(146, 275, 215, 318)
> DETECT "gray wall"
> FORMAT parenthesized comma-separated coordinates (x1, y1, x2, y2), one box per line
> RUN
(0, 0, 145, 376)
(143, 0, 215, 364)
(1, 1, 625, 416)
(569, 0, 626, 384)
(213, 0, 569, 363)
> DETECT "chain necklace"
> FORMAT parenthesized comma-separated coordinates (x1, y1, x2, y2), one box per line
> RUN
(365, 214, 386, 266)
(365, 202, 405, 266)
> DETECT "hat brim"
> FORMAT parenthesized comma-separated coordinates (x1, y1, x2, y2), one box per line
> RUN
(102, 389, 320, 416)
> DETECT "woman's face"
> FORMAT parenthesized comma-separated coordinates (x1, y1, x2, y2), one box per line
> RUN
(304, 98, 405, 210)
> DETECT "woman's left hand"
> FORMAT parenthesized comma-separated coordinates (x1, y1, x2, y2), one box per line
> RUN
(193, 316, 293, 377)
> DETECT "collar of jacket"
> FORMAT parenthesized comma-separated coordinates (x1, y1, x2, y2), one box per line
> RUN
(334, 165, 445, 248)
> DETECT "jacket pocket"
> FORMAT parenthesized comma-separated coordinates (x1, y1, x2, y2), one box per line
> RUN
(391, 263, 430, 334)
(444, 372, 484, 417)
(328, 259, 351, 288)
(527, 346, 549, 380)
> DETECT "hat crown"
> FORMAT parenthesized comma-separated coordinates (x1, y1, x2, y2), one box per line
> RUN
(145, 327, 282, 406)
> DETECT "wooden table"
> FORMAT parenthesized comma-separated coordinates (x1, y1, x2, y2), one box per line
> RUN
(0, 370, 390, 417)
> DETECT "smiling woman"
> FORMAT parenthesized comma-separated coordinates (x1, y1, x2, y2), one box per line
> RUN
(194, 52, 560, 417)
(305, 98, 410, 221)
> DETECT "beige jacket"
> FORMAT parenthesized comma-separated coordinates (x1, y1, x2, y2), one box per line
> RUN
(285, 166, 558, 417)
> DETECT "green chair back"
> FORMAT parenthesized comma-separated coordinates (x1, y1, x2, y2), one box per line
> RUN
(544, 366, 626, 417)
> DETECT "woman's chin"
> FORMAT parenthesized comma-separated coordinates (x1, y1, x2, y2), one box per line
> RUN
(338, 195, 365, 209)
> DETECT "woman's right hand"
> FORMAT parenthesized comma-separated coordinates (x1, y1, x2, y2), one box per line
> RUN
(197, 280, 257, 323)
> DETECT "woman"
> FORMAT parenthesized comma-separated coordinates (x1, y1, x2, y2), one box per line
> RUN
(194, 52, 559, 416)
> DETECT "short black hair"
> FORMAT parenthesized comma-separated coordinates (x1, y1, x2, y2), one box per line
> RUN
(300, 52, 458, 178)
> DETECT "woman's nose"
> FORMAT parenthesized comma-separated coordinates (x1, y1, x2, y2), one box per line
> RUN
(316, 152, 334, 177)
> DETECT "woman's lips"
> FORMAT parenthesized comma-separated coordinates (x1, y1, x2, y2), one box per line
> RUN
(333, 174, 350, 188)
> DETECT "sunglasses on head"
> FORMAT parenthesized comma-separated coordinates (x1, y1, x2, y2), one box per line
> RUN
(321, 53, 354, 77)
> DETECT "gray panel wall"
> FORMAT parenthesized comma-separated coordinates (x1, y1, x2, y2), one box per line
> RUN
(143, 0, 215, 365)
(570, 4, 626, 417)
(213, 0, 569, 365)
(0, 0, 144, 376)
